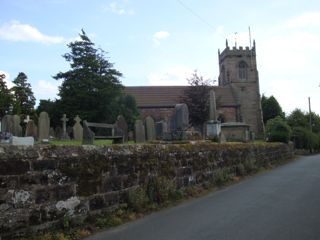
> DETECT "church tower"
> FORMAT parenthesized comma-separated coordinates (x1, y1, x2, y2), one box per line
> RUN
(218, 40, 264, 135)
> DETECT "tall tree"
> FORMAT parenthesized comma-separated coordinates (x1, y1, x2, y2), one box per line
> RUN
(53, 30, 123, 123)
(0, 74, 13, 118)
(286, 108, 309, 129)
(182, 71, 211, 128)
(261, 94, 284, 124)
(11, 72, 36, 116)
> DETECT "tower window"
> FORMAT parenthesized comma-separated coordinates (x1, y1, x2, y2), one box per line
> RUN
(238, 61, 248, 80)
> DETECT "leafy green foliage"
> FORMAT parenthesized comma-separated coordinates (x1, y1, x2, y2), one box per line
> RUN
(286, 109, 309, 129)
(53, 30, 123, 123)
(182, 71, 211, 128)
(292, 127, 320, 150)
(37, 99, 63, 128)
(0, 73, 13, 118)
(11, 72, 36, 116)
(266, 116, 291, 143)
(261, 94, 284, 124)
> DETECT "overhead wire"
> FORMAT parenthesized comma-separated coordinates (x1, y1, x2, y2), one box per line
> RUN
(176, 0, 215, 30)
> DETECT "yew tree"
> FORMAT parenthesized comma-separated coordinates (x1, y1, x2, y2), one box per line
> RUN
(54, 30, 123, 123)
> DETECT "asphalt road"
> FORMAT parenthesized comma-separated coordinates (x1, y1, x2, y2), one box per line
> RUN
(86, 154, 320, 240)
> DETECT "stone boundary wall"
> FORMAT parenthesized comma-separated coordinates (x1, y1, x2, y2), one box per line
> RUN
(0, 143, 293, 239)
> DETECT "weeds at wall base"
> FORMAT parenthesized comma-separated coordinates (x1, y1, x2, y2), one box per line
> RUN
(22, 156, 293, 240)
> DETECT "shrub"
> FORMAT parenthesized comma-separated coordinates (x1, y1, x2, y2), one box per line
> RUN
(292, 127, 320, 150)
(146, 176, 176, 205)
(266, 116, 291, 143)
(128, 186, 149, 212)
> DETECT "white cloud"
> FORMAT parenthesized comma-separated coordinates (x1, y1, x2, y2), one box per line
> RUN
(258, 13, 320, 114)
(33, 80, 60, 100)
(0, 21, 64, 44)
(0, 70, 14, 88)
(281, 11, 320, 29)
(148, 66, 194, 86)
(153, 31, 170, 46)
(107, 1, 135, 16)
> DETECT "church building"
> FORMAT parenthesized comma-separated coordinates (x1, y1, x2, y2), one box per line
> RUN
(125, 41, 264, 135)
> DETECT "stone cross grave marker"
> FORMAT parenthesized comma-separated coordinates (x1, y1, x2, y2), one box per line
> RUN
(206, 89, 221, 140)
(24, 115, 31, 124)
(38, 111, 50, 141)
(145, 116, 156, 141)
(73, 115, 83, 141)
(209, 89, 217, 121)
(134, 119, 145, 143)
(60, 114, 70, 140)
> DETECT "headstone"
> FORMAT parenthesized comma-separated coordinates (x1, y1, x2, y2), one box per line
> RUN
(82, 120, 95, 145)
(49, 127, 55, 138)
(73, 115, 83, 141)
(174, 103, 189, 131)
(1, 115, 13, 133)
(38, 111, 50, 141)
(115, 115, 128, 142)
(25, 120, 38, 139)
(134, 119, 145, 143)
(155, 120, 168, 140)
(12, 115, 22, 136)
(60, 114, 70, 140)
(55, 126, 63, 139)
(145, 116, 156, 141)
(11, 136, 34, 146)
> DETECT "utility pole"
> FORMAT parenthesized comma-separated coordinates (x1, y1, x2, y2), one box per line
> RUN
(308, 97, 312, 132)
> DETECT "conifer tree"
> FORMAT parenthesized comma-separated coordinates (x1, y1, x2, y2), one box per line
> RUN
(11, 72, 36, 116)
(53, 30, 123, 122)
(0, 74, 13, 118)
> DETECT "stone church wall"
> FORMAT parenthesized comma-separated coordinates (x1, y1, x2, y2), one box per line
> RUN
(0, 143, 292, 239)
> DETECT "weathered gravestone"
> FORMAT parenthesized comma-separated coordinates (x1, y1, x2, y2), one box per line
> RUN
(1, 115, 13, 133)
(134, 119, 145, 143)
(155, 120, 168, 140)
(38, 112, 50, 141)
(49, 127, 55, 138)
(82, 120, 95, 145)
(25, 120, 38, 139)
(145, 116, 156, 141)
(174, 103, 189, 131)
(60, 114, 70, 140)
(115, 115, 128, 142)
(73, 115, 83, 141)
(55, 127, 62, 139)
(12, 115, 22, 136)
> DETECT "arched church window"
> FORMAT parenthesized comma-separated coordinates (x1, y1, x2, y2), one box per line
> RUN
(238, 61, 248, 80)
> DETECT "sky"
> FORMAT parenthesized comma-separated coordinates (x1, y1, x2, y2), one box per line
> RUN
(1, 0, 320, 115)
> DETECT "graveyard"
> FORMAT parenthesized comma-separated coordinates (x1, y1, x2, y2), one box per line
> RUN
(0, 98, 296, 239)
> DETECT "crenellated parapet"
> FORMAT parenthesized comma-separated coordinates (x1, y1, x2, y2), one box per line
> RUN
(218, 39, 256, 63)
